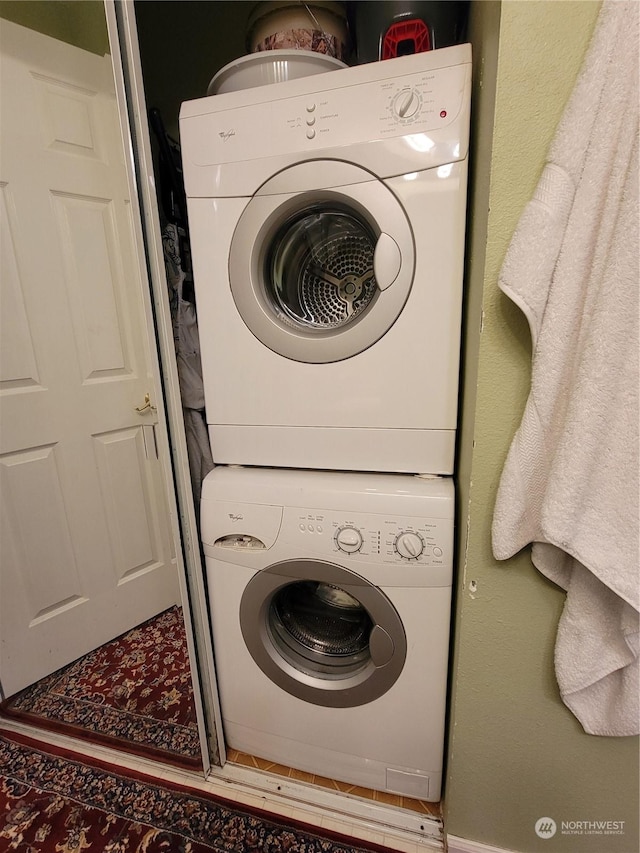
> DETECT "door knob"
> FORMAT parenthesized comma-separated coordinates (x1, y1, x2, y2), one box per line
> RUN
(134, 392, 156, 414)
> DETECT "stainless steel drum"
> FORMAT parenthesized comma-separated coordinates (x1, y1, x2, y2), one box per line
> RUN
(267, 206, 378, 330)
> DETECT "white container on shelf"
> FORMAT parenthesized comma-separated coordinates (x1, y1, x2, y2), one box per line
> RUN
(207, 48, 345, 95)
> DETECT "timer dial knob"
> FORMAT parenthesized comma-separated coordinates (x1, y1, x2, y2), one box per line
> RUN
(395, 531, 424, 559)
(335, 526, 363, 553)
(393, 88, 420, 120)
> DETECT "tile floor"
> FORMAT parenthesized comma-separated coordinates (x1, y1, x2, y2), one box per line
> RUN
(227, 748, 442, 820)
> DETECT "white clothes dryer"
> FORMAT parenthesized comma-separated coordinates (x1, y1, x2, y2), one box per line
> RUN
(201, 466, 454, 801)
(180, 45, 471, 474)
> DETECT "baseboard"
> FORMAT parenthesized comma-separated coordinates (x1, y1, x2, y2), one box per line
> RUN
(447, 835, 517, 853)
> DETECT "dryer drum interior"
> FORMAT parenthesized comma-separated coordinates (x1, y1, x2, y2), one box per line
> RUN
(228, 163, 416, 364)
(266, 204, 379, 331)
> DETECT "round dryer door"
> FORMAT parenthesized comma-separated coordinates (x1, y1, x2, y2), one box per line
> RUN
(240, 559, 407, 707)
(229, 161, 415, 363)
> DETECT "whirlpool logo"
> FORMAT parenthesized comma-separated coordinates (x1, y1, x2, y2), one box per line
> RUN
(535, 817, 557, 839)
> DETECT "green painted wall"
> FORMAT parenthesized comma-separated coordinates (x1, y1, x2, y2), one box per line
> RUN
(446, 2, 639, 852)
(0, 0, 108, 56)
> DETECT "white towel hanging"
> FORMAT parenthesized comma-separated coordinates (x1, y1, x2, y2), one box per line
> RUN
(492, 0, 639, 736)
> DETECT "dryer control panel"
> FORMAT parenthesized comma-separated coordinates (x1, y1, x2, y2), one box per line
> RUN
(276, 61, 467, 147)
(180, 44, 471, 197)
(185, 60, 467, 167)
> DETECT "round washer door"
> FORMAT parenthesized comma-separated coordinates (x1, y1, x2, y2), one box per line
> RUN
(240, 559, 407, 707)
(229, 161, 415, 363)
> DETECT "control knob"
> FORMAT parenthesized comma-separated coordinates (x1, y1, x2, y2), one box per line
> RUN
(335, 526, 363, 553)
(392, 88, 421, 120)
(394, 531, 424, 559)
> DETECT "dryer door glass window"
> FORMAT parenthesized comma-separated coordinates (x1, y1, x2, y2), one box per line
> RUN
(229, 162, 416, 363)
(266, 206, 378, 332)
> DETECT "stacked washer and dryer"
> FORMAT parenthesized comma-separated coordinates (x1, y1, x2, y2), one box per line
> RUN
(179, 43, 471, 802)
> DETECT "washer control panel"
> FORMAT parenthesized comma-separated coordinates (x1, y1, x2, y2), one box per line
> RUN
(285, 506, 452, 569)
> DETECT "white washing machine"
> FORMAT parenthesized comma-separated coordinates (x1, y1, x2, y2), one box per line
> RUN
(201, 466, 454, 801)
(180, 44, 471, 475)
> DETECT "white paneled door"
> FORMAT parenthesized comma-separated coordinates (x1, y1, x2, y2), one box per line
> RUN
(0, 20, 180, 697)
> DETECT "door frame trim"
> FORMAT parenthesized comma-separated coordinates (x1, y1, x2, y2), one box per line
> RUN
(104, 0, 225, 773)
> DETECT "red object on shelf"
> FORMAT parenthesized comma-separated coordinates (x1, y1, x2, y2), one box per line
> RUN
(381, 18, 431, 59)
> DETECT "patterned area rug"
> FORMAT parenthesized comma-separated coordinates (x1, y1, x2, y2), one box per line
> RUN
(0, 730, 400, 853)
(0, 607, 201, 769)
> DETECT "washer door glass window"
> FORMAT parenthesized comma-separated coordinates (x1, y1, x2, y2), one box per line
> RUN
(240, 560, 407, 707)
(268, 205, 378, 332)
(229, 161, 415, 364)
(270, 580, 373, 674)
